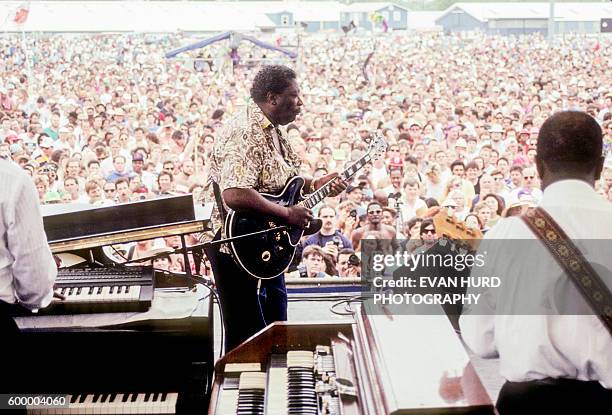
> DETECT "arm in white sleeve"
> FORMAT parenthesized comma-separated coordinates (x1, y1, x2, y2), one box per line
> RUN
(459, 236, 499, 358)
(7, 177, 57, 310)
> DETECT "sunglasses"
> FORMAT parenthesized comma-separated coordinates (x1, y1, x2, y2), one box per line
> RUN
(524, 176, 535, 179)
(104, 189, 116, 193)
(368, 210, 382, 214)
(421, 228, 435, 235)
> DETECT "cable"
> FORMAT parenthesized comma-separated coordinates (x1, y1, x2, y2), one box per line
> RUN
(329, 295, 371, 316)
(110, 244, 129, 262)
(192, 276, 224, 361)
(287, 294, 362, 302)
(256, 279, 267, 327)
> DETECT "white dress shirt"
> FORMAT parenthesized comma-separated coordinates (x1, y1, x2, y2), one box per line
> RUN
(461, 180, 612, 388)
(0, 160, 56, 310)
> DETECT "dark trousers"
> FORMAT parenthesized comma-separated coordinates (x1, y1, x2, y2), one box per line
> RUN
(1, 300, 27, 398)
(497, 379, 612, 414)
(0, 300, 20, 337)
(207, 248, 287, 352)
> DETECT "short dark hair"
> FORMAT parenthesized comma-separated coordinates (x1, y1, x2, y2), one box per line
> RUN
(302, 244, 326, 260)
(510, 164, 523, 173)
(424, 197, 439, 208)
(450, 160, 465, 171)
(537, 111, 602, 174)
(318, 205, 336, 217)
(250, 65, 297, 103)
(406, 217, 423, 230)
(483, 193, 505, 215)
(158, 171, 173, 183)
(64, 176, 77, 186)
(465, 161, 479, 171)
(420, 218, 435, 234)
(115, 177, 130, 188)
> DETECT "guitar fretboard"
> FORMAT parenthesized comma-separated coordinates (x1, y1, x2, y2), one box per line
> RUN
(303, 153, 373, 209)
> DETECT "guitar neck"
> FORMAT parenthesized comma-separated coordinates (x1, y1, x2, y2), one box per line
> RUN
(303, 153, 373, 209)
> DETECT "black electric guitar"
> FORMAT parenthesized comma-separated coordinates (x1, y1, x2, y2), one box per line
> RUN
(225, 133, 388, 279)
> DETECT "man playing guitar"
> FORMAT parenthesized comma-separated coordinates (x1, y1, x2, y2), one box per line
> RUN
(206, 65, 345, 351)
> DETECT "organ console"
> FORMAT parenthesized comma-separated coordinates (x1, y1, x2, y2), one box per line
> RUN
(9, 196, 215, 414)
(209, 305, 494, 415)
(15, 287, 212, 414)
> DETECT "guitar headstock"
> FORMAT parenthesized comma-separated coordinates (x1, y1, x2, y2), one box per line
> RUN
(433, 210, 482, 251)
(366, 132, 388, 162)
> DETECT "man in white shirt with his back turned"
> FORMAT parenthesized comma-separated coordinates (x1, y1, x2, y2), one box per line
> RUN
(461, 111, 612, 414)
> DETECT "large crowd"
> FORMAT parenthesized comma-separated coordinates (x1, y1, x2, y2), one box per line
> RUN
(1, 31, 611, 278)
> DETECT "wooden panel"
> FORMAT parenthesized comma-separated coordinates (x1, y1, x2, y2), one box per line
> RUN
(49, 221, 208, 253)
(214, 321, 353, 371)
(358, 309, 493, 414)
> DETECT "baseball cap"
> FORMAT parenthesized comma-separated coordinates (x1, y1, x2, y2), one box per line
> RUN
(40, 137, 54, 148)
(44, 191, 62, 203)
(9, 143, 23, 155)
(5, 133, 18, 142)
(455, 138, 468, 148)
(388, 156, 404, 168)
(489, 124, 504, 134)
(132, 152, 144, 162)
(346, 185, 361, 194)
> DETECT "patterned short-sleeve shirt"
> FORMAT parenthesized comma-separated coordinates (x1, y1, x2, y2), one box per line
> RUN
(204, 100, 302, 238)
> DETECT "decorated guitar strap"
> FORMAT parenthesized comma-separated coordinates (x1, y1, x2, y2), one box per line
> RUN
(521, 207, 612, 336)
(212, 180, 227, 224)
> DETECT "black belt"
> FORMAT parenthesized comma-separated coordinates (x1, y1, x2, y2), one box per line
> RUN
(497, 378, 612, 414)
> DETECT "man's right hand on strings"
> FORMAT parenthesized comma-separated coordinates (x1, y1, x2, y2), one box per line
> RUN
(284, 205, 314, 229)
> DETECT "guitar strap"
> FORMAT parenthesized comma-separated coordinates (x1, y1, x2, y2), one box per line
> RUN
(212, 180, 227, 224)
(521, 207, 612, 336)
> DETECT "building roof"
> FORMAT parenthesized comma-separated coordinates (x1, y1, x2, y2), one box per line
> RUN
(231, 1, 343, 22)
(436, 2, 612, 24)
(0, 1, 415, 32)
(341, 2, 410, 14)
